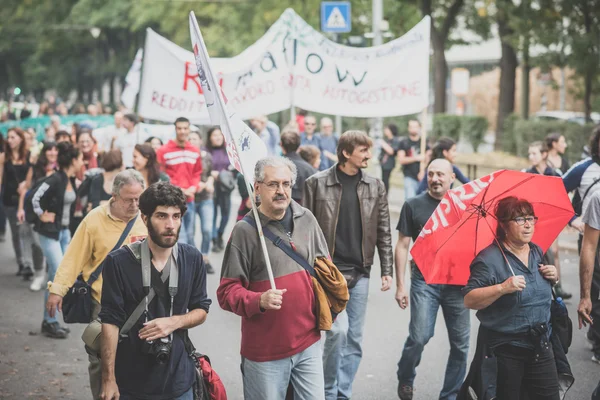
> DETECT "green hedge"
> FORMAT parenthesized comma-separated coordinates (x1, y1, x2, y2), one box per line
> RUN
(430, 115, 489, 151)
(502, 115, 596, 161)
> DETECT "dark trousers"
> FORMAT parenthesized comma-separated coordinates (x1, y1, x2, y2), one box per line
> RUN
(381, 168, 392, 194)
(593, 380, 600, 400)
(590, 268, 600, 354)
(494, 344, 560, 400)
(212, 189, 231, 239)
(0, 197, 6, 235)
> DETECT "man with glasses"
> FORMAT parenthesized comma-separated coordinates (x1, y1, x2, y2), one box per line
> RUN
(304, 130, 393, 400)
(319, 117, 338, 171)
(300, 115, 322, 155)
(218, 156, 330, 399)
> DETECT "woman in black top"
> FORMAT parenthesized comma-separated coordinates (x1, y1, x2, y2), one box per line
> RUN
(20, 141, 59, 291)
(379, 123, 401, 194)
(32, 141, 59, 183)
(31, 142, 83, 339)
(0, 127, 35, 278)
(79, 149, 123, 215)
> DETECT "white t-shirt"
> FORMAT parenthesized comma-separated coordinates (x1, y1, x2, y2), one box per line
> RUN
(583, 190, 600, 230)
(93, 125, 127, 153)
(112, 126, 148, 167)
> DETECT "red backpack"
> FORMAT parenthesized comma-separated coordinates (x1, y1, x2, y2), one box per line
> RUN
(192, 352, 227, 400)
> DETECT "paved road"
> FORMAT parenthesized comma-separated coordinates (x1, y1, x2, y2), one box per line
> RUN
(1, 189, 599, 399)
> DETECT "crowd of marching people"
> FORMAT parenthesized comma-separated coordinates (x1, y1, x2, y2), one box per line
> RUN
(3, 98, 600, 400)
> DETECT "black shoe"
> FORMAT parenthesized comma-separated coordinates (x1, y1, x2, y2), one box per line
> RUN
(41, 321, 69, 339)
(205, 262, 215, 274)
(554, 285, 573, 300)
(216, 236, 224, 252)
(397, 384, 414, 400)
(16, 263, 24, 276)
(21, 266, 34, 281)
(211, 239, 220, 253)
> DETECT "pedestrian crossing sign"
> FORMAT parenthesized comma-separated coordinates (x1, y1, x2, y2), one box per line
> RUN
(321, 2, 351, 33)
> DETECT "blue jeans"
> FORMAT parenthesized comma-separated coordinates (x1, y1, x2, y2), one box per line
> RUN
(397, 266, 470, 400)
(179, 200, 196, 246)
(404, 176, 419, 200)
(212, 189, 231, 239)
(241, 340, 324, 400)
(40, 229, 71, 323)
(120, 387, 192, 400)
(323, 276, 369, 400)
(195, 199, 214, 255)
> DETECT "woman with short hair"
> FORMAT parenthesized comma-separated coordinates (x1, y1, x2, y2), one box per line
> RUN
(464, 196, 560, 399)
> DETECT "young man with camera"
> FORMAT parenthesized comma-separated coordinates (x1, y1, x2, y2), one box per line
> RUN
(99, 182, 212, 400)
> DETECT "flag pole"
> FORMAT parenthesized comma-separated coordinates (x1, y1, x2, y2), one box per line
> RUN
(189, 12, 277, 290)
(419, 106, 428, 176)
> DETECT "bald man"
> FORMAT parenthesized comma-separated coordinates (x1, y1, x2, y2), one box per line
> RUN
(394, 159, 470, 400)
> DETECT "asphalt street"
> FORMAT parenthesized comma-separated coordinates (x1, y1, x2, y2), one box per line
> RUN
(1, 187, 599, 399)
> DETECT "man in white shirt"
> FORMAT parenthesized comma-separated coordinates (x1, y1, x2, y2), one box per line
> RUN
(95, 111, 126, 153)
(113, 113, 147, 168)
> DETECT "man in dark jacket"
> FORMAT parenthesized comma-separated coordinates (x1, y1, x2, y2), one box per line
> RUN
(99, 182, 211, 400)
(281, 130, 317, 205)
(304, 130, 393, 400)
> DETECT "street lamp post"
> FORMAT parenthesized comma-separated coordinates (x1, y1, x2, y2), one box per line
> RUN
(372, 0, 384, 139)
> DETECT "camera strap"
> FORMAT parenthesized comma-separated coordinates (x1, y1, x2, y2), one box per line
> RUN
(119, 239, 178, 339)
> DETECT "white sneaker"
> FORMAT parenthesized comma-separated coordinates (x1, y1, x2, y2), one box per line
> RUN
(29, 271, 47, 292)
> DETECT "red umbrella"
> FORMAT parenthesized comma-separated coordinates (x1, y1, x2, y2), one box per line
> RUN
(410, 169, 574, 285)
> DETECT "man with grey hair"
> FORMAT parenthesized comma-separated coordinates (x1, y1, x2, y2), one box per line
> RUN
(218, 156, 330, 399)
(46, 169, 148, 400)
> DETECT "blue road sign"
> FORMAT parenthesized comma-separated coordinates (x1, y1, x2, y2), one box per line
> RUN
(321, 2, 351, 33)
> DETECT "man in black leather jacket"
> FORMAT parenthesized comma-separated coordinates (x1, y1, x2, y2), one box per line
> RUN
(304, 130, 393, 400)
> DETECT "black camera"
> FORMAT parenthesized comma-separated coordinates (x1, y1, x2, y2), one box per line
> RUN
(142, 336, 172, 364)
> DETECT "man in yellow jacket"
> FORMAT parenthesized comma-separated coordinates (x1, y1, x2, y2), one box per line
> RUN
(45, 169, 148, 400)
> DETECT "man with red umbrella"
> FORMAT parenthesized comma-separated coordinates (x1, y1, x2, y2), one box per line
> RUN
(395, 159, 470, 400)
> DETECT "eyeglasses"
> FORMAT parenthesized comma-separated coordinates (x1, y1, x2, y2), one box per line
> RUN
(305, 122, 316, 126)
(511, 216, 538, 226)
(259, 181, 292, 191)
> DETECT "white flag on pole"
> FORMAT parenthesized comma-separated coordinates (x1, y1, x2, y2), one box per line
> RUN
(188, 13, 267, 185)
(121, 48, 143, 109)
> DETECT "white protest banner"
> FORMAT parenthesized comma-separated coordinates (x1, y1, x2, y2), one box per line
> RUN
(121, 48, 144, 109)
(138, 9, 430, 124)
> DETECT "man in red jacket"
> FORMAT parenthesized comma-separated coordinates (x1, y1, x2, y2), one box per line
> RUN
(156, 117, 202, 245)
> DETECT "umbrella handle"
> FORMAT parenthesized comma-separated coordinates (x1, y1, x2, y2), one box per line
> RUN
(493, 238, 517, 277)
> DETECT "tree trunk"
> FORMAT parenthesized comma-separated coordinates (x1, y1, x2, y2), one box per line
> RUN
(431, 28, 447, 114)
(585, 68, 593, 123)
(521, 38, 530, 119)
(495, 15, 518, 150)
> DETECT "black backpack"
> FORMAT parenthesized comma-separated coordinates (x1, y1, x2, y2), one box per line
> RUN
(24, 175, 53, 224)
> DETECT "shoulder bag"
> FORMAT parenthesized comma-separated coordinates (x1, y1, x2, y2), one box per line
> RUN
(62, 214, 138, 323)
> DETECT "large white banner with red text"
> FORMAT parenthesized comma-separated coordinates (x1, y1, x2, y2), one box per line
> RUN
(137, 9, 430, 124)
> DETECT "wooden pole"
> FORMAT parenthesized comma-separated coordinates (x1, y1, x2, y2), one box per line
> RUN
(419, 107, 428, 176)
